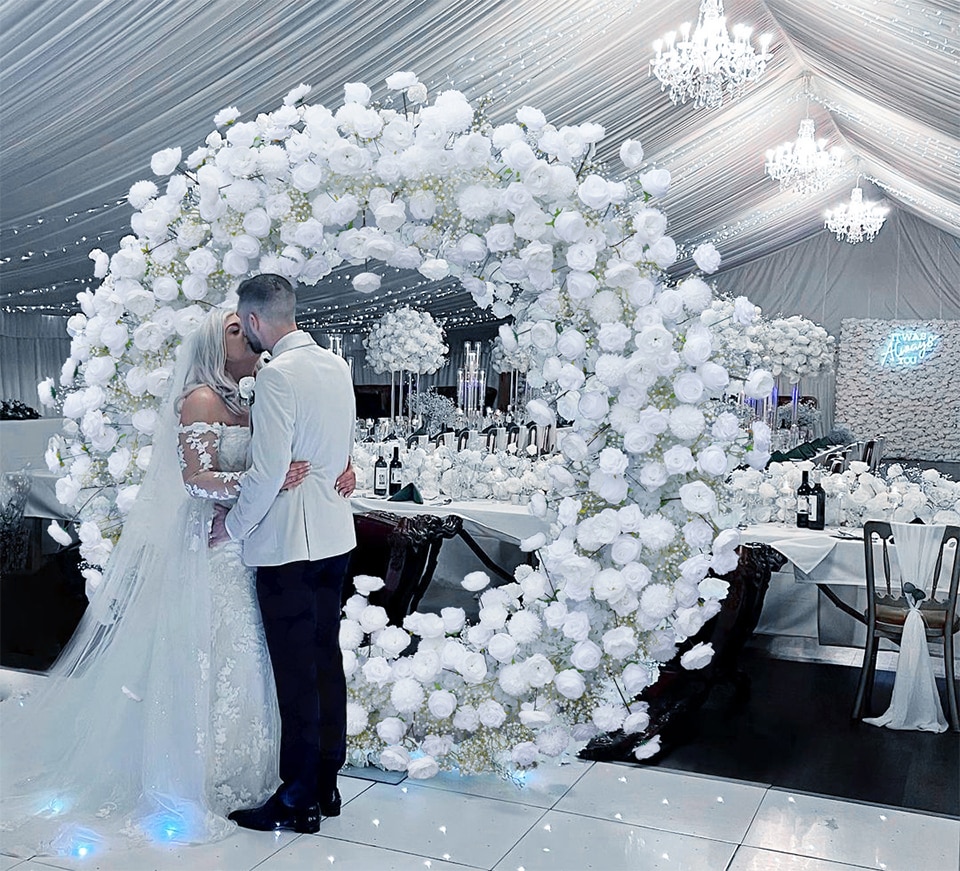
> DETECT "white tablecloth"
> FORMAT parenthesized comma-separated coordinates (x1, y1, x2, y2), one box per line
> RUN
(741, 523, 955, 649)
(350, 495, 548, 544)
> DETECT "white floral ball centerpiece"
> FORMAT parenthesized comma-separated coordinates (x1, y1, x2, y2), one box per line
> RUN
(758, 315, 835, 384)
(363, 306, 448, 374)
(42, 72, 774, 776)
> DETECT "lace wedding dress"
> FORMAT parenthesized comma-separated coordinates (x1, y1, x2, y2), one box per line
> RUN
(0, 422, 280, 857)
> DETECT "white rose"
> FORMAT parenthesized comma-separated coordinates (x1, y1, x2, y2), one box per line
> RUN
(407, 756, 440, 780)
(619, 138, 645, 168)
(525, 321, 555, 352)
(602, 626, 637, 660)
(151, 146, 182, 176)
(680, 642, 714, 670)
(679, 481, 718, 514)
(697, 445, 729, 477)
(427, 690, 457, 719)
(693, 242, 722, 274)
(569, 639, 603, 670)
(566, 271, 597, 300)
(380, 745, 411, 772)
(638, 168, 671, 198)
(554, 669, 586, 699)
(487, 633, 518, 663)
(744, 369, 775, 400)
(577, 174, 612, 210)
(462, 571, 491, 592)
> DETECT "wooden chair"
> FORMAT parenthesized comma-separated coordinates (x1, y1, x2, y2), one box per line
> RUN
(852, 521, 960, 730)
(346, 512, 463, 625)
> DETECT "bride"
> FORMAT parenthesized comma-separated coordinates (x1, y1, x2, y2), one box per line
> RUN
(0, 307, 355, 857)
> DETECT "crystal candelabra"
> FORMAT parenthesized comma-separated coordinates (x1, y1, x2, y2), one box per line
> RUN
(825, 183, 888, 244)
(650, 0, 773, 109)
(457, 341, 486, 425)
(765, 118, 844, 195)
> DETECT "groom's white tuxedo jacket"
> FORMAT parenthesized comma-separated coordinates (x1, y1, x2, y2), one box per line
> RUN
(225, 330, 357, 567)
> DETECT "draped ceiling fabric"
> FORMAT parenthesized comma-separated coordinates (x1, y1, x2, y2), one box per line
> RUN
(1, 0, 958, 334)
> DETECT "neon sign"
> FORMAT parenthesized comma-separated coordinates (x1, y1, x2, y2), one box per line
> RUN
(879, 328, 939, 368)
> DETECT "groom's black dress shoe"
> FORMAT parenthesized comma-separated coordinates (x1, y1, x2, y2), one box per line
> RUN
(319, 787, 341, 818)
(228, 793, 320, 834)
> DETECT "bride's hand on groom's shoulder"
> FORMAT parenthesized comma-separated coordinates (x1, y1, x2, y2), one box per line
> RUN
(209, 504, 230, 548)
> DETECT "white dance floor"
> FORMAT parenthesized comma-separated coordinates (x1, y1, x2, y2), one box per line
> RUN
(2, 758, 956, 871)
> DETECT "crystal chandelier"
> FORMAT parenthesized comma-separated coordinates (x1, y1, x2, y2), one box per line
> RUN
(650, 0, 773, 109)
(765, 116, 844, 195)
(825, 181, 888, 244)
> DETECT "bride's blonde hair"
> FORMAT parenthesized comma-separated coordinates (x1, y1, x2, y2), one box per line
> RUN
(177, 308, 245, 416)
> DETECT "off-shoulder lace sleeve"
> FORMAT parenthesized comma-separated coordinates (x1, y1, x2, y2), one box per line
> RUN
(177, 423, 244, 501)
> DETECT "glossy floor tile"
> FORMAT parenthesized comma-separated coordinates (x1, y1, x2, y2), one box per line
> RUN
(411, 758, 592, 808)
(728, 846, 880, 870)
(318, 781, 545, 867)
(12, 827, 298, 871)
(743, 789, 960, 871)
(492, 809, 737, 871)
(554, 762, 769, 843)
(257, 834, 483, 870)
(3, 765, 956, 871)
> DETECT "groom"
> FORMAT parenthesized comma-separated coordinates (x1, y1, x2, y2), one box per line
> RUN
(210, 273, 357, 834)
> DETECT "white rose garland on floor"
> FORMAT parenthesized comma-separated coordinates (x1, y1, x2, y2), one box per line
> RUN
(363, 306, 448, 374)
(41, 73, 773, 776)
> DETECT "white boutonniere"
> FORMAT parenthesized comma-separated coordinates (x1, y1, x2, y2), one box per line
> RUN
(238, 376, 256, 407)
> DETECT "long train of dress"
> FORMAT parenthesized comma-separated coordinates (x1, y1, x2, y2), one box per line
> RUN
(0, 425, 279, 857)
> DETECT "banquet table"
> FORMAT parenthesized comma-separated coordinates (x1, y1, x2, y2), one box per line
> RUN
(350, 494, 549, 591)
(741, 523, 954, 649)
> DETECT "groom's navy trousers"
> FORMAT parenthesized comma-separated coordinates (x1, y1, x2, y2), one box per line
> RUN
(256, 551, 351, 805)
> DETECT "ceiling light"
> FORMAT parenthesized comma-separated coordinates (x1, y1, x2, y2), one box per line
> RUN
(825, 179, 888, 244)
(651, 0, 772, 109)
(765, 117, 844, 195)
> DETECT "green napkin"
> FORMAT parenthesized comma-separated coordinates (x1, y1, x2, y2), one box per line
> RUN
(388, 483, 423, 504)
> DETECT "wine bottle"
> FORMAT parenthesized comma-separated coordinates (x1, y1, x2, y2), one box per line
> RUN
(388, 446, 403, 496)
(796, 470, 811, 528)
(808, 470, 826, 530)
(373, 454, 388, 497)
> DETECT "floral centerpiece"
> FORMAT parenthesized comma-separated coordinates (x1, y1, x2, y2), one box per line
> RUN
(40, 72, 775, 777)
(352, 441, 558, 502)
(363, 306, 448, 374)
(726, 461, 960, 528)
(757, 315, 835, 384)
(409, 388, 457, 435)
(699, 296, 765, 381)
(490, 330, 531, 374)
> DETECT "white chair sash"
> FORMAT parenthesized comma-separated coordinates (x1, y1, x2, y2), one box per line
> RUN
(864, 522, 947, 733)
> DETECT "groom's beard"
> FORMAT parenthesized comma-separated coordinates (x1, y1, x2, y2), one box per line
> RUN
(244, 330, 266, 354)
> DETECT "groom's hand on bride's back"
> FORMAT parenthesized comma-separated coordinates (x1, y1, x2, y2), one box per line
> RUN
(209, 504, 230, 548)
(282, 460, 311, 491)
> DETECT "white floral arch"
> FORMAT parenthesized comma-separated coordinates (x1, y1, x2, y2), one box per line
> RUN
(45, 72, 774, 776)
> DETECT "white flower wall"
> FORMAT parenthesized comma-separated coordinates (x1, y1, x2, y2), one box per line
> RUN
(836, 318, 960, 461)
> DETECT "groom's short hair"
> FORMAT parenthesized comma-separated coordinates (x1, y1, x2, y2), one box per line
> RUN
(237, 274, 296, 324)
